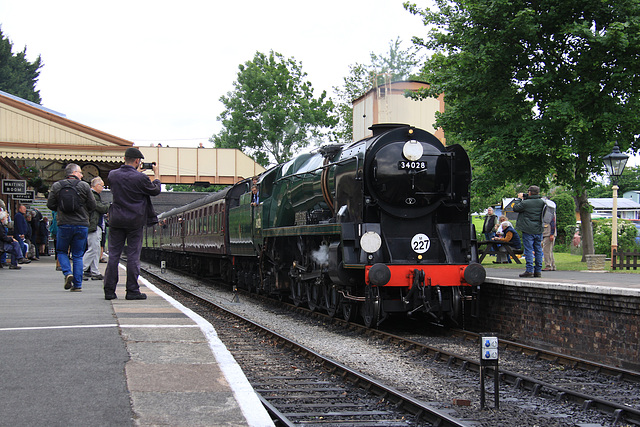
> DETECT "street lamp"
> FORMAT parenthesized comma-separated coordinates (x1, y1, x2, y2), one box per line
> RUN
(602, 144, 629, 263)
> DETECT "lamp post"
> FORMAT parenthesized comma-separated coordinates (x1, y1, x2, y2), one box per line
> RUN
(602, 144, 629, 264)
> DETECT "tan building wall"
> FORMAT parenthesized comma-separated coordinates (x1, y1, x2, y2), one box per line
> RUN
(352, 80, 445, 143)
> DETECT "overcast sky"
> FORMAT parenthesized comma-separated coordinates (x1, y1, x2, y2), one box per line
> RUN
(0, 0, 430, 147)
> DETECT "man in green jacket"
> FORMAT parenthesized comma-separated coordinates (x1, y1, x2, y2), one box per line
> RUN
(83, 177, 110, 280)
(513, 185, 546, 278)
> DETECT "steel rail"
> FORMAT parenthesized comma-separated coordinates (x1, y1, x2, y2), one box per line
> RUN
(248, 291, 640, 425)
(141, 268, 471, 427)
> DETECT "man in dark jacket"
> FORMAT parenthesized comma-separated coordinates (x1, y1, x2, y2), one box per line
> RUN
(513, 185, 546, 278)
(83, 177, 110, 280)
(13, 203, 29, 260)
(103, 147, 161, 300)
(47, 163, 96, 291)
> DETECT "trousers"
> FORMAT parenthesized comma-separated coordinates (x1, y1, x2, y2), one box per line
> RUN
(103, 227, 144, 295)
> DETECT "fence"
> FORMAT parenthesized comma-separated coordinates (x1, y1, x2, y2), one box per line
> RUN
(612, 249, 640, 270)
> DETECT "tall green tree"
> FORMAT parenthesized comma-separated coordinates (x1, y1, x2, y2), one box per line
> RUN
(405, 0, 640, 258)
(333, 38, 421, 143)
(0, 27, 42, 103)
(590, 165, 640, 198)
(211, 50, 336, 167)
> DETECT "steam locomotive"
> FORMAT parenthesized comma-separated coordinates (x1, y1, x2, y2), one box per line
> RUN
(142, 124, 485, 327)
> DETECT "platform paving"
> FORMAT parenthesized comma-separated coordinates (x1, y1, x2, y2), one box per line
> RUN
(0, 255, 274, 427)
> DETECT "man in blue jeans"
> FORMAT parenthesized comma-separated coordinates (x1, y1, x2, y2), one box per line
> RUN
(513, 185, 546, 278)
(47, 163, 96, 291)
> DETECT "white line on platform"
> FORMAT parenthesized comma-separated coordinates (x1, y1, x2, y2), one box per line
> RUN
(137, 273, 275, 427)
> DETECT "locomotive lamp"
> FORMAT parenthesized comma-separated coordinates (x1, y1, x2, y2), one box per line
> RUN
(602, 144, 629, 263)
(402, 140, 423, 161)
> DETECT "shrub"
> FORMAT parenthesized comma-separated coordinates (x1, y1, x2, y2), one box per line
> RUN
(592, 219, 639, 254)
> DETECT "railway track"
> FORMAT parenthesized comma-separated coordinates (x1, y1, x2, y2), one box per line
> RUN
(273, 294, 640, 425)
(141, 267, 469, 427)
(140, 262, 640, 425)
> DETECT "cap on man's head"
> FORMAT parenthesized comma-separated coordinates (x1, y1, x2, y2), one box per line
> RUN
(125, 147, 144, 159)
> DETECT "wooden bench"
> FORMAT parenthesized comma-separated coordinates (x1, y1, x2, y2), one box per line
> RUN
(478, 240, 523, 264)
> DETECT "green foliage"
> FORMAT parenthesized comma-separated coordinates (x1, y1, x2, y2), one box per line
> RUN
(590, 165, 640, 197)
(404, 0, 640, 256)
(19, 166, 48, 195)
(552, 193, 576, 243)
(211, 50, 336, 167)
(592, 219, 639, 254)
(0, 27, 42, 103)
(332, 38, 421, 143)
(165, 184, 226, 193)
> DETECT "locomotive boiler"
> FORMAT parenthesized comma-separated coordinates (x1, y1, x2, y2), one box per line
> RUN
(144, 123, 485, 327)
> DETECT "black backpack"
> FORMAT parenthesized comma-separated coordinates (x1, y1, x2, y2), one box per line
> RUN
(58, 179, 81, 214)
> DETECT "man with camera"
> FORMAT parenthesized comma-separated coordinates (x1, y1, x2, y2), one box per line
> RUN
(513, 185, 546, 278)
(103, 147, 161, 300)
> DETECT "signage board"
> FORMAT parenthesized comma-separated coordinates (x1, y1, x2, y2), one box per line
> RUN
(12, 190, 35, 203)
(2, 179, 27, 195)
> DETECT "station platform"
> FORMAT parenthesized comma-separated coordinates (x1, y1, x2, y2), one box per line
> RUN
(0, 255, 274, 427)
(485, 267, 640, 296)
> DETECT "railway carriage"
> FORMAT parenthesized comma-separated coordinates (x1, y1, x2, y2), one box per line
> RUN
(143, 124, 485, 327)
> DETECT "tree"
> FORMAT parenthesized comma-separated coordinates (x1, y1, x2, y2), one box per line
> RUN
(0, 27, 42, 103)
(211, 50, 336, 167)
(590, 165, 640, 198)
(333, 38, 421, 143)
(551, 192, 577, 247)
(405, 0, 640, 259)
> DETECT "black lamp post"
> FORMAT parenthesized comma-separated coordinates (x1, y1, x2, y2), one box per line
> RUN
(602, 144, 629, 261)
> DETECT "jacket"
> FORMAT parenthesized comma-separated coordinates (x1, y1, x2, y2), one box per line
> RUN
(482, 214, 497, 234)
(108, 165, 161, 230)
(493, 225, 521, 249)
(47, 176, 96, 226)
(513, 194, 546, 235)
(14, 211, 29, 237)
(88, 189, 110, 232)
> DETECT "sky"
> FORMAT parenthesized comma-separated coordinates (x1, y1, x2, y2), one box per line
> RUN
(0, 0, 431, 148)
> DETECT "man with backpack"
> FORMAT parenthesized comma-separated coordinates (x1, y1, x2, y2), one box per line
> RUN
(47, 163, 96, 291)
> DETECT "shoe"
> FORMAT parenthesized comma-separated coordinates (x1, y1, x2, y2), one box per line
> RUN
(91, 274, 104, 280)
(32, 258, 40, 261)
(9, 265, 21, 270)
(519, 271, 534, 278)
(83, 270, 91, 278)
(18, 258, 31, 264)
(534, 272, 541, 277)
(543, 267, 552, 271)
(104, 293, 117, 300)
(64, 274, 74, 290)
(70, 287, 82, 292)
(56, 266, 62, 271)
(125, 292, 147, 300)
(99, 258, 107, 263)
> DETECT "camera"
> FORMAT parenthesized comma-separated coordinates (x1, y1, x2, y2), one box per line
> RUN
(141, 162, 156, 170)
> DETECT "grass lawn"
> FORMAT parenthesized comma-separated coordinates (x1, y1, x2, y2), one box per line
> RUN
(480, 251, 639, 273)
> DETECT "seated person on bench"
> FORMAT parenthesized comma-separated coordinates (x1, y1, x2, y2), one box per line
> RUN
(492, 220, 521, 263)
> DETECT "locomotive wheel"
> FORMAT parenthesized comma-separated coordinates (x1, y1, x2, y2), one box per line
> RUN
(324, 282, 339, 318)
(363, 285, 381, 328)
(341, 299, 357, 322)
(291, 278, 306, 307)
(306, 282, 321, 312)
(448, 287, 462, 325)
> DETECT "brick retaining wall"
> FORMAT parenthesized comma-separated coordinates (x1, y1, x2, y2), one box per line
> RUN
(474, 283, 640, 371)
